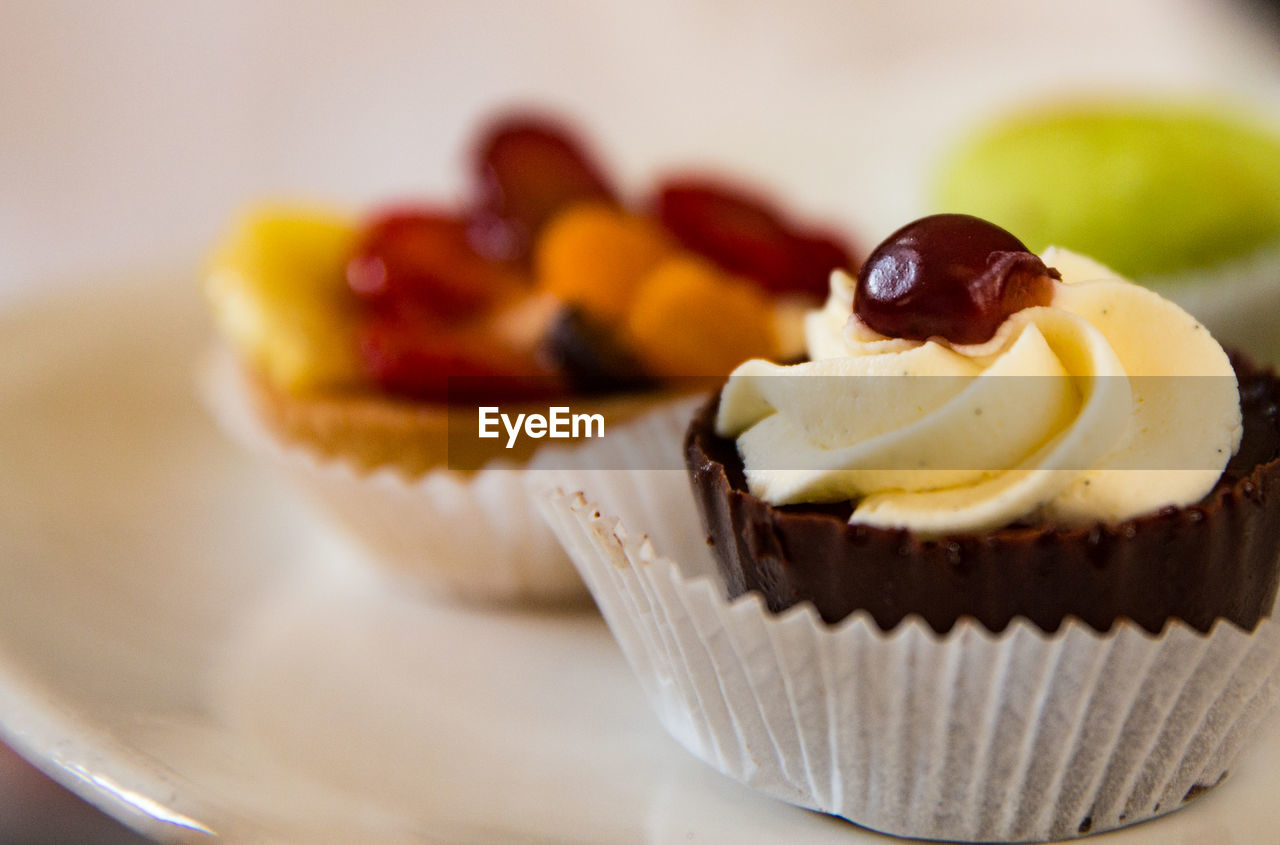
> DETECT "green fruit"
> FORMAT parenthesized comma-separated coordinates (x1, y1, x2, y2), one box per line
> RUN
(932, 102, 1280, 280)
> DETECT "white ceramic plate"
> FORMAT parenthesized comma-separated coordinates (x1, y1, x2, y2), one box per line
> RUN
(0, 273, 1278, 844)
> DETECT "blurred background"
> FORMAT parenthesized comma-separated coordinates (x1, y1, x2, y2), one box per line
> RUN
(1, 0, 1279, 841)
(3, 0, 1280, 304)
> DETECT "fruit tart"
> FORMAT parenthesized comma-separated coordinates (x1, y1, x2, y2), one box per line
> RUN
(538, 214, 1280, 839)
(202, 111, 858, 605)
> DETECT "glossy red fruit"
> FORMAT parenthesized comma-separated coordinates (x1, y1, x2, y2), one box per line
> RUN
(788, 230, 858, 299)
(346, 209, 515, 320)
(854, 214, 1059, 345)
(469, 115, 618, 263)
(356, 311, 564, 403)
(654, 179, 856, 299)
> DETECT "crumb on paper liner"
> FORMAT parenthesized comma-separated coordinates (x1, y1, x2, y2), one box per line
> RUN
(530, 400, 1280, 842)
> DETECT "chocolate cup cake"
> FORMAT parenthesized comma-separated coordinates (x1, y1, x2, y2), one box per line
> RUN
(686, 356, 1280, 635)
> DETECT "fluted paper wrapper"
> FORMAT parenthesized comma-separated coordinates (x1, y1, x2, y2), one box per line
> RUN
(533, 401, 1280, 841)
(201, 349, 586, 605)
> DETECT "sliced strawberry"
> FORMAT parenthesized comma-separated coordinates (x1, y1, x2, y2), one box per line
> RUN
(788, 230, 858, 300)
(656, 179, 793, 283)
(356, 310, 565, 403)
(469, 114, 619, 263)
(346, 209, 520, 321)
(654, 179, 857, 299)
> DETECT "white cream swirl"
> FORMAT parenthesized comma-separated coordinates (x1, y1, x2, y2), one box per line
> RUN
(715, 248, 1243, 535)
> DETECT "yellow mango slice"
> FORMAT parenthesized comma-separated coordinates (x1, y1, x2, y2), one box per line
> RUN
(205, 206, 362, 393)
(534, 203, 675, 326)
(625, 256, 778, 379)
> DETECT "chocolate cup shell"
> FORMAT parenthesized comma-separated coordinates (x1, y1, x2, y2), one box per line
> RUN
(686, 357, 1280, 634)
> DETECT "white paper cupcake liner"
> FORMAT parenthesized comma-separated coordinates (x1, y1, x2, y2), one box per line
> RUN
(200, 348, 587, 606)
(532, 400, 1280, 841)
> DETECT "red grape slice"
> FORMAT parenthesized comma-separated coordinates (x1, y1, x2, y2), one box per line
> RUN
(469, 114, 618, 263)
(788, 230, 858, 300)
(346, 209, 517, 321)
(654, 179, 856, 299)
(854, 214, 1058, 345)
(356, 310, 564, 402)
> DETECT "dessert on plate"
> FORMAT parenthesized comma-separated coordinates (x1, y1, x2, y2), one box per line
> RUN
(202, 111, 858, 604)
(931, 99, 1280, 361)
(538, 214, 1280, 840)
